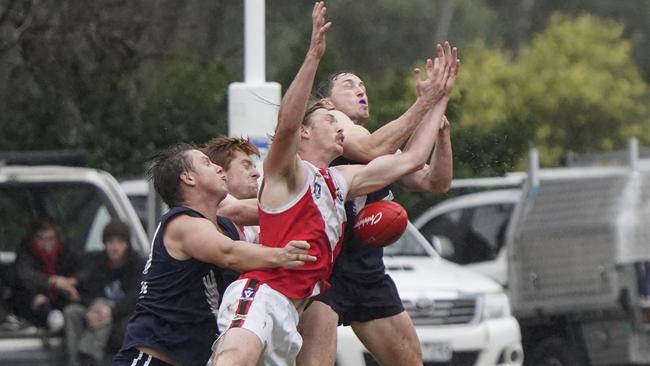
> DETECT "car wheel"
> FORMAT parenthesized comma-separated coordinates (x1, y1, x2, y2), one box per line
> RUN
(528, 336, 586, 366)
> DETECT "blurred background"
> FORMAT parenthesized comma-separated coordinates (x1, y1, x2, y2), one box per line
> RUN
(1, 0, 648, 217)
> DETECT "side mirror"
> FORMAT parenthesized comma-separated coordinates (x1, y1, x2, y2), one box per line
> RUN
(431, 235, 455, 259)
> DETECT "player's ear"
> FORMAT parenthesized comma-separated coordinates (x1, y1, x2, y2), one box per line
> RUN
(300, 124, 311, 139)
(321, 98, 334, 109)
(179, 170, 196, 186)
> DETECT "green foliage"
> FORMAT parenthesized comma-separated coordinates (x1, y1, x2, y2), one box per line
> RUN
(516, 13, 649, 165)
(389, 13, 649, 217)
(103, 58, 232, 176)
(267, 0, 503, 87)
(2, 1, 648, 206)
(431, 13, 648, 175)
(449, 40, 534, 176)
(0, 57, 233, 177)
(1, 91, 69, 150)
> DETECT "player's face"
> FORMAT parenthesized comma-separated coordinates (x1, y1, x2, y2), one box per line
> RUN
(187, 149, 228, 196)
(226, 150, 260, 199)
(325, 73, 369, 124)
(308, 108, 345, 155)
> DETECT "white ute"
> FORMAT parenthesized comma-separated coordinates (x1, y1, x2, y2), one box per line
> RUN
(336, 223, 523, 366)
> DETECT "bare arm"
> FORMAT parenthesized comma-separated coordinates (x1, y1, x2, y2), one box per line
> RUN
(341, 46, 450, 163)
(341, 96, 438, 163)
(399, 43, 459, 193)
(164, 215, 316, 272)
(400, 116, 453, 193)
(263, 2, 330, 180)
(216, 195, 258, 226)
(342, 44, 458, 198)
(341, 107, 442, 199)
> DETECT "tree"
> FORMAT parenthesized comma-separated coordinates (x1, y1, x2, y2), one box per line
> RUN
(389, 13, 649, 218)
(94, 58, 233, 176)
(436, 13, 649, 173)
(516, 13, 649, 165)
(0, 0, 236, 176)
(486, 0, 650, 83)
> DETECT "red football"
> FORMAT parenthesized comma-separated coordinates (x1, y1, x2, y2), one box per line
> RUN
(352, 201, 408, 247)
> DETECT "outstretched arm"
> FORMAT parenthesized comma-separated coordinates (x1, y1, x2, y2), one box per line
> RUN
(340, 97, 437, 162)
(341, 43, 458, 198)
(263, 2, 331, 180)
(398, 43, 459, 193)
(339, 46, 450, 163)
(341, 111, 444, 199)
(400, 115, 453, 193)
(165, 215, 316, 272)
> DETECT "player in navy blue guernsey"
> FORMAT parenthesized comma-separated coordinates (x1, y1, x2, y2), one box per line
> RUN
(297, 66, 457, 364)
(112, 143, 315, 366)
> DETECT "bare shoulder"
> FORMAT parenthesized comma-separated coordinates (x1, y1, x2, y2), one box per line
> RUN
(165, 213, 194, 235)
(260, 159, 313, 211)
(164, 214, 213, 259)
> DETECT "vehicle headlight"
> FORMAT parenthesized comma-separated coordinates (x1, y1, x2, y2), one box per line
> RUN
(481, 293, 511, 320)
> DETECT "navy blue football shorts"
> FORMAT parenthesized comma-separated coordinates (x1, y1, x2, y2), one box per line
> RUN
(112, 348, 174, 366)
(316, 273, 404, 326)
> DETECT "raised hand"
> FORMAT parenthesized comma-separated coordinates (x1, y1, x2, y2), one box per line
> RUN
(442, 46, 460, 98)
(308, 1, 332, 59)
(414, 42, 459, 104)
(279, 240, 317, 268)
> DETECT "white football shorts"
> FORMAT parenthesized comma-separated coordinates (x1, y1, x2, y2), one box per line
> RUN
(215, 278, 302, 366)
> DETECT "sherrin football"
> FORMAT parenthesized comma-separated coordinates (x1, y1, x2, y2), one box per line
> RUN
(352, 201, 408, 247)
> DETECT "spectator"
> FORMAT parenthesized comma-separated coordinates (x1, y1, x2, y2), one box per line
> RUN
(13, 217, 80, 332)
(64, 219, 145, 366)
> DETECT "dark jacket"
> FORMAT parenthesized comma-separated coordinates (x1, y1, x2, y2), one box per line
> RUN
(76, 251, 145, 321)
(13, 240, 80, 298)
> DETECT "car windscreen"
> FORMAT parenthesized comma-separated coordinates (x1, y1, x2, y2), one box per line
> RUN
(383, 224, 432, 257)
(0, 182, 118, 264)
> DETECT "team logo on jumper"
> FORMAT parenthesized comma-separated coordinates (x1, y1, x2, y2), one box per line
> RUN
(242, 287, 255, 300)
(335, 187, 344, 203)
(139, 281, 148, 296)
(203, 270, 220, 318)
(313, 182, 322, 199)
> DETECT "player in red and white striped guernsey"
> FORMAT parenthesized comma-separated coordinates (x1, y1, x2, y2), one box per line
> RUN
(210, 2, 459, 365)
